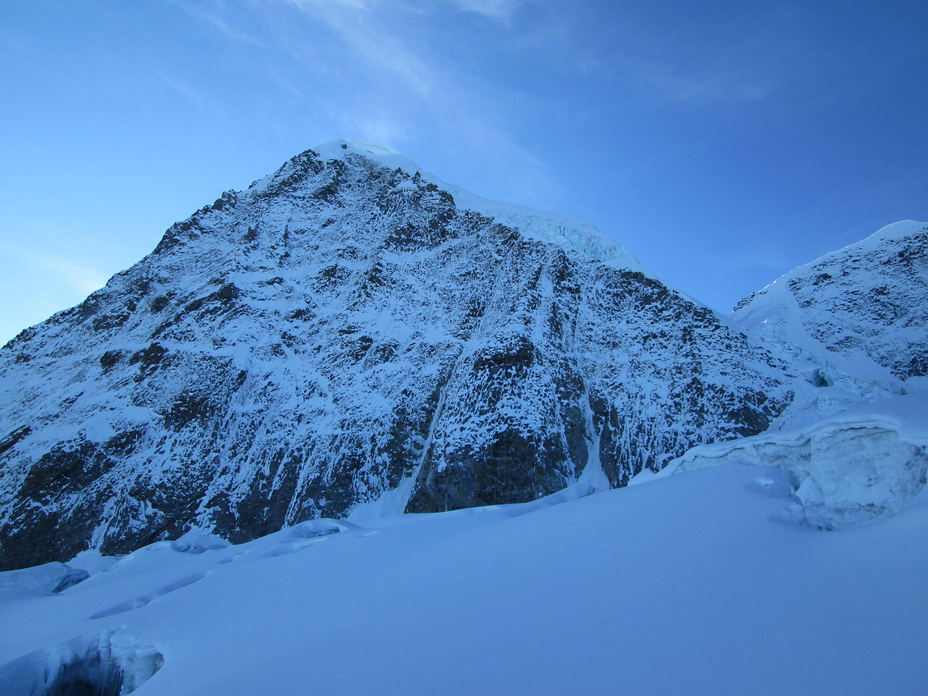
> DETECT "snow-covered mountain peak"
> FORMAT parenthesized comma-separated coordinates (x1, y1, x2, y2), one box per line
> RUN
(732, 220, 928, 400)
(834, 219, 926, 254)
(249, 139, 641, 267)
(0, 143, 796, 570)
(763, 220, 927, 287)
(313, 139, 425, 177)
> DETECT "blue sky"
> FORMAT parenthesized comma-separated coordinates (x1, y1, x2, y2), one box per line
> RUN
(1, 0, 926, 345)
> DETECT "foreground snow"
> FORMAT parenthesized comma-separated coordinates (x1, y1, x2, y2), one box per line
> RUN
(2, 463, 927, 695)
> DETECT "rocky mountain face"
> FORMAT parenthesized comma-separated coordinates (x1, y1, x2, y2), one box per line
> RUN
(733, 221, 928, 397)
(0, 142, 799, 570)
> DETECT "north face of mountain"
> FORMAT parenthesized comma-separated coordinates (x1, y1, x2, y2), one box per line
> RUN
(0, 142, 795, 570)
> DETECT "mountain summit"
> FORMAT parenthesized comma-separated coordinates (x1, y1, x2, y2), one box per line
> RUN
(2, 141, 798, 569)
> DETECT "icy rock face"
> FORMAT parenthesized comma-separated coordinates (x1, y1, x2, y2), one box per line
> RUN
(0, 142, 795, 569)
(733, 221, 928, 395)
(674, 418, 928, 530)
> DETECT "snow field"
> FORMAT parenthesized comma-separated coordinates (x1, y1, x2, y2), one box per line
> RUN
(2, 463, 927, 695)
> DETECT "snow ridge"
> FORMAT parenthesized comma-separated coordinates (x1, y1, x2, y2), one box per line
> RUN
(296, 140, 642, 266)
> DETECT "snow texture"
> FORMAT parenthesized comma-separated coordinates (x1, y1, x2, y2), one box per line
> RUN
(1, 463, 927, 695)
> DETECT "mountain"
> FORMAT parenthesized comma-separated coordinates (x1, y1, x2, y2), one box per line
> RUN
(733, 220, 928, 397)
(668, 222, 928, 530)
(0, 141, 797, 571)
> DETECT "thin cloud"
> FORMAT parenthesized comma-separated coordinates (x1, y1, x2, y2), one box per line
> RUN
(156, 70, 207, 106)
(456, 0, 523, 19)
(285, 0, 371, 10)
(165, 0, 560, 208)
(166, 0, 266, 46)
(198, 10, 266, 47)
(0, 242, 107, 297)
(277, 0, 436, 97)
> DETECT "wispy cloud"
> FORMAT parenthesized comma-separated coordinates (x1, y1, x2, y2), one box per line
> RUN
(0, 235, 107, 297)
(183, 0, 533, 153)
(156, 69, 207, 106)
(278, 0, 437, 97)
(197, 9, 266, 46)
(284, 0, 372, 10)
(456, 0, 523, 20)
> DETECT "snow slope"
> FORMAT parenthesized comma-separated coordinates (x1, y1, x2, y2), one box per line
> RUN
(733, 220, 928, 398)
(1, 463, 926, 696)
